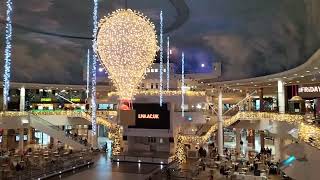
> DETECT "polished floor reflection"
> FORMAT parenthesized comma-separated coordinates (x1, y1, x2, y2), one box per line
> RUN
(59, 154, 160, 180)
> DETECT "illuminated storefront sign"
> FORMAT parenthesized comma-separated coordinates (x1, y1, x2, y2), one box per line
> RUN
(40, 98, 52, 102)
(299, 86, 320, 93)
(70, 98, 81, 102)
(138, 114, 159, 119)
(298, 84, 320, 98)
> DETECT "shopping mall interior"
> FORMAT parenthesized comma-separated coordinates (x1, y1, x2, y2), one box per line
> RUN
(0, 0, 320, 180)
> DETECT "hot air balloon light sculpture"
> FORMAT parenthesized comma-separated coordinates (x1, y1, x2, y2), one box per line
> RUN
(96, 9, 158, 110)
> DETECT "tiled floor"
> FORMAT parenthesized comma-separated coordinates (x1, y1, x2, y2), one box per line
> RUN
(58, 154, 160, 180)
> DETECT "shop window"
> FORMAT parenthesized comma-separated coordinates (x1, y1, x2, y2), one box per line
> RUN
(155, 69, 158, 72)
(156, 83, 159, 89)
(151, 69, 154, 72)
(35, 131, 50, 145)
(148, 137, 156, 143)
(151, 83, 154, 89)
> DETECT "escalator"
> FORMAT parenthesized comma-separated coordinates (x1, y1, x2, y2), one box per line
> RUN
(29, 113, 87, 150)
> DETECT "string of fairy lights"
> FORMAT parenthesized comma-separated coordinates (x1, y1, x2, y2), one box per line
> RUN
(107, 90, 205, 97)
(174, 111, 320, 164)
(86, 49, 90, 99)
(91, 0, 99, 136)
(181, 52, 185, 117)
(3, 0, 14, 110)
(159, 10, 163, 107)
(167, 36, 170, 90)
(96, 9, 158, 101)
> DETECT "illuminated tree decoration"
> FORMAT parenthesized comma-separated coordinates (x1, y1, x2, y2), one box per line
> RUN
(96, 9, 158, 101)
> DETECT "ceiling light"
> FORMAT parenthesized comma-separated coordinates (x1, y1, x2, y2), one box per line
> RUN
(251, 82, 253, 84)
(201, 64, 205, 67)
(289, 82, 292, 83)
(254, 85, 257, 86)
(314, 67, 318, 70)
(296, 81, 300, 83)
(268, 84, 271, 86)
(294, 74, 298, 76)
(300, 75, 304, 78)
(283, 77, 287, 79)
(306, 70, 310, 73)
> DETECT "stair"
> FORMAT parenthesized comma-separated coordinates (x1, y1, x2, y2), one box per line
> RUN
(29, 113, 87, 150)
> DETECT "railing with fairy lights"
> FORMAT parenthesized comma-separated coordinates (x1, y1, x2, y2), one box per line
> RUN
(175, 111, 320, 164)
(108, 90, 205, 97)
(0, 110, 121, 156)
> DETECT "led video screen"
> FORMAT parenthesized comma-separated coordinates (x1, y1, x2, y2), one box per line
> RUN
(128, 103, 170, 129)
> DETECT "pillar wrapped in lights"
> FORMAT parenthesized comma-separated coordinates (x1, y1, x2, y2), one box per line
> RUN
(166, 36, 170, 90)
(86, 49, 90, 100)
(3, 0, 14, 110)
(159, 10, 163, 107)
(91, 0, 98, 137)
(181, 52, 185, 117)
(96, 9, 158, 107)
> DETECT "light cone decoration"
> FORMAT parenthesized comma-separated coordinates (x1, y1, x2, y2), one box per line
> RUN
(96, 9, 158, 101)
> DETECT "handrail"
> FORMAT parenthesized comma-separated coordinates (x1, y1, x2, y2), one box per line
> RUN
(29, 113, 63, 132)
(175, 111, 320, 163)
(222, 90, 257, 116)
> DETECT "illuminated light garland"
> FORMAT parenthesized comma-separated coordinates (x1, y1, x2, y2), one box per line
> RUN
(181, 52, 185, 117)
(91, 0, 98, 136)
(159, 10, 163, 107)
(3, 0, 14, 110)
(91, 54, 97, 136)
(1, 110, 320, 158)
(108, 90, 205, 97)
(96, 9, 158, 101)
(175, 112, 319, 164)
(166, 36, 170, 90)
(86, 49, 90, 99)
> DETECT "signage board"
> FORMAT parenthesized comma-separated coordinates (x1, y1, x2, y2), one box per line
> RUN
(70, 98, 81, 102)
(40, 98, 52, 102)
(129, 103, 170, 129)
(298, 84, 320, 98)
(137, 114, 159, 119)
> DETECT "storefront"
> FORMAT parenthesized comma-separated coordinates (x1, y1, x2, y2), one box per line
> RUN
(297, 83, 320, 120)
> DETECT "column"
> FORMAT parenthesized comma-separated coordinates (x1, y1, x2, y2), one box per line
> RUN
(217, 88, 224, 156)
(27, 128, 33, 145)
(235, 128, 241, 156)
(246, 91, 252, 111)
(89, 128, 98, 148)
(259, 88, 264, 111)
(260, 130, 265, 150)
(247, 129, 255, 151)
(274, 137, 286, 161)
(19, 87, 25, 111)
(19, 128, 24, 154)
(2, 129, 8, 150)
(278, 80, 285, 113)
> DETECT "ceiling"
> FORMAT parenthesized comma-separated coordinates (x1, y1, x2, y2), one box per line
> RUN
(0, 0, 319, 84)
